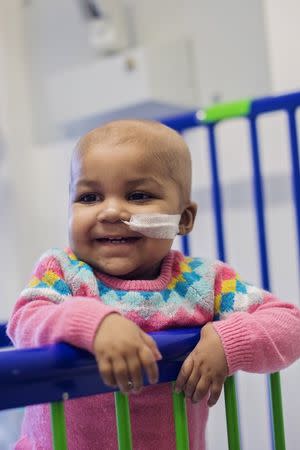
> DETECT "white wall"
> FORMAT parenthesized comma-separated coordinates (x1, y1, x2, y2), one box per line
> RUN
(0, 1, 36, 319)
(263, 0, 300, 93)
(134, 0, 271, 104)
(23, 0, 271, 144)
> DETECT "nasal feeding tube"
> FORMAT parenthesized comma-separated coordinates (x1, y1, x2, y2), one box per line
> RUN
(122, 214, 181, 239)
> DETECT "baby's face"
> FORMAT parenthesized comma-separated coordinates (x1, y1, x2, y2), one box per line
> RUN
(69, 140, 186, 279)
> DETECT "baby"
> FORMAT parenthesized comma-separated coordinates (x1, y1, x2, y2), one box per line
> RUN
(8, 120, 300, 450)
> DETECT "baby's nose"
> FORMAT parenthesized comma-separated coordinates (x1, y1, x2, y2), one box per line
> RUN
(96, 200, 128, 223)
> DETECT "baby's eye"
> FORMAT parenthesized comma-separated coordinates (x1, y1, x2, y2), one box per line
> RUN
(128, 192, 153, 202)
(78, 193, 100, 203)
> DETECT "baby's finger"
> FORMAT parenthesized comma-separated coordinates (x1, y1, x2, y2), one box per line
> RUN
(127, 355, 143, 392)
(141, 332, 162, 360)
(98, 357, 117, 387)
(207, 380, 224, 407)
(183, 364, 201, 399)
(174, 357, 193, 393)
(138, 346, 159, 385)
(192, 376, 211, 403)
(112, 358, 131, 393)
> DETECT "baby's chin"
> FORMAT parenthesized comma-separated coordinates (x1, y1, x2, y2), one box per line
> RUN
(70, 250, 132, 278)
(72, 250, 161, 280)
(91, 260, 140, 279)
(93, 261, 160, 280)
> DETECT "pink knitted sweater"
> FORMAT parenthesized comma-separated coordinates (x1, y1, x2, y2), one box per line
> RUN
(7, 248, 300, 450)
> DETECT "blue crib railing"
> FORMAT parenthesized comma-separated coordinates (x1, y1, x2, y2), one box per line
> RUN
(0, 327, 202, 450)
(0, 91, 299, 450)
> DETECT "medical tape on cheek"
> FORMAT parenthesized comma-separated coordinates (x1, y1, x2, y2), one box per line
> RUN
(122, 214, 181, 239)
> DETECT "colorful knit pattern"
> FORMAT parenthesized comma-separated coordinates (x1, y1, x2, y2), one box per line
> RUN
(21, 248, 99, 302)
(20, 248, 265, 324)
(28, 271, 71, 296)
(214, 264, 264, 319)
(96, 256, 215, 320)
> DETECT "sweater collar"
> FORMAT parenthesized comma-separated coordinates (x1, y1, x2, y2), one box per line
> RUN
(95, 250, 183, 291)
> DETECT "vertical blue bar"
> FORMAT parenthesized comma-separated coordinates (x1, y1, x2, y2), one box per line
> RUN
(180, 132, 191, 257)
(207, 124, 226, 261)
(248, 117, 271, 290)
(287, 109, 300, 271)
(181, 235, 190, 256)
(207, 124, 242, 450)
(248, 116, 283, 450)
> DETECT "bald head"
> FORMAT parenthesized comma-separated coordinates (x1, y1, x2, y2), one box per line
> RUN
(71, 119, 192, 204)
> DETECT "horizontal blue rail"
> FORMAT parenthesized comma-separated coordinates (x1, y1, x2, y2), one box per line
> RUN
(251, 91, 300, 115)
(161, 91, 300, 131)
(0, 327, 201, 411)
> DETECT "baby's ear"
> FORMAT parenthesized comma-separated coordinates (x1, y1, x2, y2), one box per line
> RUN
(178, 202, 197, 235)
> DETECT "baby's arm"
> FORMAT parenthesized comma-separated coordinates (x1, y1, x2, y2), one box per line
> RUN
(7, 251, 118, 352)
(212, 262, 300, 375)
(176, 261, 300, 405)
(7, 249, 161, 392)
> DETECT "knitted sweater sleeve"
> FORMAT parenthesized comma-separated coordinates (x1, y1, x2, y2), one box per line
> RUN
(212, 261, 300, 376)
(7, 249, 119, 353)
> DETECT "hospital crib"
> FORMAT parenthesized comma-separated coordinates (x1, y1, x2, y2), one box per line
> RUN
(0, 90, 299, 450)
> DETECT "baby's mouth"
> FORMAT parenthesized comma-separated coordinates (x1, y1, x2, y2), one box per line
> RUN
(96, 236, 141, 244)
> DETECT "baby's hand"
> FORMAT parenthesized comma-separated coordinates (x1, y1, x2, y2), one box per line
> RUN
(175, 323, 228, 406)
(93, 313, 162, 394)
